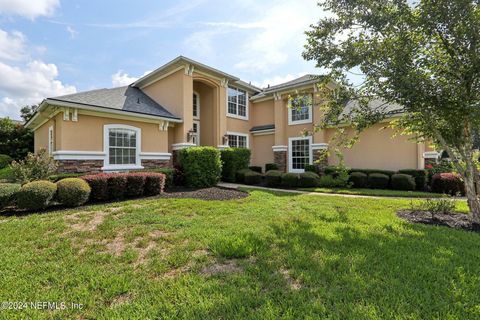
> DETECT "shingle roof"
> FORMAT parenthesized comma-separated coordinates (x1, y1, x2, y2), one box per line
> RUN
(48, 86, 180, 120)
(250, 124, 275, 132)
(263, 75, 322, 92)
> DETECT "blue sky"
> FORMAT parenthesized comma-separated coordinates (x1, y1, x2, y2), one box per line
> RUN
(0, 0, 326, 119)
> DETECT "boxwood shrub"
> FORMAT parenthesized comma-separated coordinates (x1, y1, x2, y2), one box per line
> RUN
(367, 173, 390, 189)
(56, 178, 91, 207)
(179, 147, 222, 187)
(16, 180, 57, 210)
(220, 148, 251, 182)
(142, 172, 166, 196)
(304, 164, 318, 174)
(236, 168, 253, 184)
(398, 169, 427, 190)
(244, 171, 262, 185)
(299, 172, 320, 187)
(48, 172, 85, 183)
(249, 166, 262, 173)
(349, 172, 368, 188)
(0, 183, 20, 209)
(350, 168, 396, 177)
(265, 170, 282, 187)
(281, 173, 299, 188)
(391, 174, 416, 191)
(265, 163, 278, 172)
(140, 168, 174, 188)
(431, 173, 465, 196)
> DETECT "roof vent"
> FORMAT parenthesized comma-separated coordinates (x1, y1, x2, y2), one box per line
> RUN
(267, 84, 270, 88)
(137, 98, 140, 104)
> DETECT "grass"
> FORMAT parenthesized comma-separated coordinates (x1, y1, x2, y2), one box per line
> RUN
(0, 166, 13, 181)
(0, 190, 478, 319)
(300, 187, 445, 198)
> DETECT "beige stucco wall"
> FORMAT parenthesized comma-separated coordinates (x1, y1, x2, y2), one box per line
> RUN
(251, 134, 275, 168)
(325, 123, 420, 170)
(194, 81, 215, 146)
(251, 99, 274, 127)
(34, 113, 63, 153)
(59, 113, 169, 153)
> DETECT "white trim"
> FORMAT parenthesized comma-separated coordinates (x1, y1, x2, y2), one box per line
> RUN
(226, 131, 249, 148)
(226, 86, 249, 121)
(193, 91, 200, 119)
(217, 145, 230, 150)
(172, 142, 196, 150)
(288, 94, 313, 125)
(48, 126, 54, 155)
(103, 124, 142, 171)
(423, 151, 440, 159)
(272, 145, 288, 152)
(311, 143, 329, 150)
(193, 120, 200, 146)
(52, 150, 106, 160)
(139, 152, 172, 160)
(288, 136, 313, 173)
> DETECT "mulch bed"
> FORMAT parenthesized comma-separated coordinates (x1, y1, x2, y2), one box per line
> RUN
(397, 210, 480, 232)
(159, 187, 249, 201)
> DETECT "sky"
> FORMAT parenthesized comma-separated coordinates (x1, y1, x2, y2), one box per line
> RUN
(0, 0, 327, 120)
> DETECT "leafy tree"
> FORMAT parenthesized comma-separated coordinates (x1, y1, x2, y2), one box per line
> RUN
(0, 117, 33, 160)
(20, 105, 37, 123)
(303, 0, 480, 224)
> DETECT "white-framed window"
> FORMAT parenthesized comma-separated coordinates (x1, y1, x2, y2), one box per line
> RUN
(288, 94, 312, 125)
(103, 124, 142, 170)
(288, 136, 312, 173)
(48, 126, 54, 155)
(227, 132, 249, 148)
(193, 92, 200, 119)
(192, 121, 200, 146)
(227, 86, 248, 120)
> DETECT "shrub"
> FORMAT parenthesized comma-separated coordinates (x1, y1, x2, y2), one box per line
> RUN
(82, 174, 109, 201)
(398, 169, 427, 190)
(11, 149, 58, 184)
(367, 173, 390, 189)
(391, 174, 416, 191)
(140, 168, 174, 188)
(304, 164, 318, 173)
(349, 172, 368, 188)
(236, 168, 253, 183)
(178, 147, 222, 187)
(323, 166, 339, 177)
(106, 174, 127, 200)
(173, 165, 185, 186)
(350, 168, 396, 177)
(265, 170, 282, 187)
(299, 172, 320, 187)
(56, 178, 91, 207)
(318, 175, 349, 188)
(125, 173, 146, 197)
(142, 172, 166, 196)
(431, 173, 465, 196)
(48, 172, 85, 183)
(244, 171, 262, 185)
(220, 148, 251, 182)
(281, 173, 299, 188)
(420, 198, 456, 217)
(265, 163, 278, 172)
(16, 180, 57, 210)
(0, 183, 20, 209)
(0, 154, 12, 169)
(249, 166, 262, 173)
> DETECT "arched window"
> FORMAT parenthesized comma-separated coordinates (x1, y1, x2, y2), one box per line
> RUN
(193, 92, 200, 119)
(103, 124, 141, 170)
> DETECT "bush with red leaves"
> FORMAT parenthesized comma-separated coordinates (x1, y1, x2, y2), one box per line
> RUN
(431, 173, 465, 196)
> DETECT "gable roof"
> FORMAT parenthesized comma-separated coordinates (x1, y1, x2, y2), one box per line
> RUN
(47, 86, 180, 120)
(262, 75, 321, 93)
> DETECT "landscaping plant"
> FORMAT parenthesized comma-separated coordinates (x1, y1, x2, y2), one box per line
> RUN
(179, 147, 222, 188)
(391, 174, 416, 191)
(348, 172, 368, 188)
(299, 172, 321, 188)
(0, 183, 20, 209)
(220, 148, 251, 182)
(244, 171, 262, 185)
(431, 173, 465, 196)
(265, 163, 278, 172)
(56, 178, 91, 207)
(265, 170, 282, 187)
(11, 149, 57, 184)
(16, 180, 57, 210)
(367, 173, 390, 189)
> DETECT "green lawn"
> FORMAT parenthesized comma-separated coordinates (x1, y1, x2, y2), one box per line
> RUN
(0, 190, 478, 319)
(300, 187, 445, 198)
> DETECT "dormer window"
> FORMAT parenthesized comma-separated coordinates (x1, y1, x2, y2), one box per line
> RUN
(227, 86, 248, 120)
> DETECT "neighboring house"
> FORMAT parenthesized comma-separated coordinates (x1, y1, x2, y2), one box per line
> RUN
(25, 56, 437, 173)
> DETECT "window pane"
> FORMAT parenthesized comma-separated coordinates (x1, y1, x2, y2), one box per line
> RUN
(291, 139, 310, 170)
(193, 93, 198, 117)
(291, 95, 311, 122)
(108, 128, 137, 165)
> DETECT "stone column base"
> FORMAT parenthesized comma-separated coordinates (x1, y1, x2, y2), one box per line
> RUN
(141, 159, 172, 169)
(312, 143, 329, 172)
(57, 160, 103, 173)
(272, 146, 288, 172)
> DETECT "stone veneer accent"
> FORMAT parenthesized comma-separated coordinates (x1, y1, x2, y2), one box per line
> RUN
(57, 160, 103, 173)
(141, 159, 171, 169)
(273, 150, 287, 172)
(313, 149, 328, 171)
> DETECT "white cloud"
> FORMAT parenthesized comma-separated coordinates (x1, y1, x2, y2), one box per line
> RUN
(66, 26, 77, 39)
(0, 28, 76, 120)
(111, 70, 152, 87)
(252, 72, 308, 89)
(0, 0, 60, 19)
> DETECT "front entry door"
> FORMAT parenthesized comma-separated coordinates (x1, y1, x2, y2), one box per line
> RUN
(192, 121, 200, 146)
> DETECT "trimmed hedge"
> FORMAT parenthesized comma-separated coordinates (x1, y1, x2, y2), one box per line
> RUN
(82, 174, 108, 201)
(431, 173, 465, 196)
(179, 147, 222, 187)
(304, 164, 318, 174)
(107, 174, 127, 200)
(236, 168, 253, 184)
(265, 170, 282, 187)
(0, 154, 12, 169)
(142, 172, 166, 196)
(244, 171, 262, 185)
(281, 173, 299, 188)
(125, 174, 146, 197)
(350, 168, 396, 177)
(220, 148, 251, 182)
(265, 163, 278, 172)
(398, 169, 427, 190)
(323, 166, 340, 177)
(0, 183, 20, 209)
(16, 180, 57, 210)
(49, 172, 85, 183)
(391, 174, 416, 191)
(349, 172, 368, 188)
(367, 173, 390, 189)
(249, 166, 262, 174)
(141, 168, 174, 188)
(56, 178, 91, 207)
(299, 172, 320, 187)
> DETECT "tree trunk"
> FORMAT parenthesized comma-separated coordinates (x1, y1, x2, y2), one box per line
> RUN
(464, 160, 480, 225)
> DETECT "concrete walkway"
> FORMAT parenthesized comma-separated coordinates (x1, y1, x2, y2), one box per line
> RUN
(218, 182, 464, 200)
